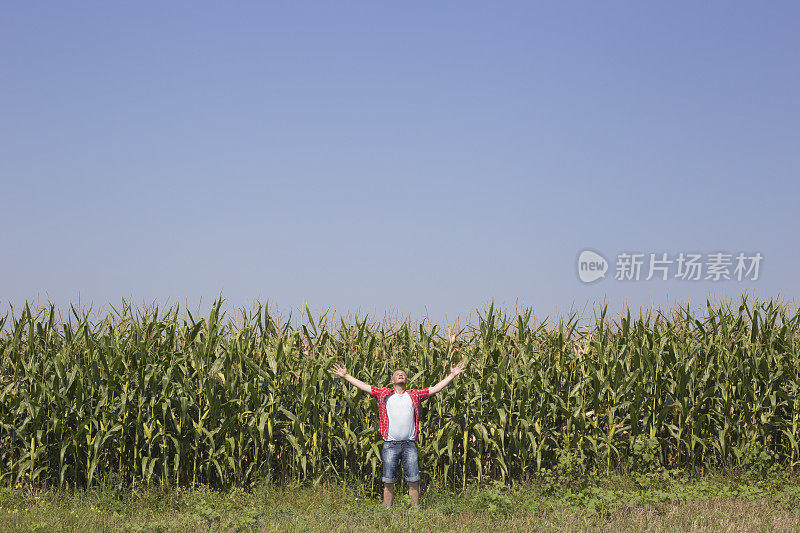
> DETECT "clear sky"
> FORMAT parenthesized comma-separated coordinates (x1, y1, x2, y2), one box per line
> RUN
(2, 2, 799, 324)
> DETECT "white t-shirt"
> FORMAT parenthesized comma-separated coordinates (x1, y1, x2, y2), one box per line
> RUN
(385, 392, 415, 441)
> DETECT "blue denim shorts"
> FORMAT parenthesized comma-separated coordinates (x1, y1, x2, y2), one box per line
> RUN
(381, 440, 420, 483)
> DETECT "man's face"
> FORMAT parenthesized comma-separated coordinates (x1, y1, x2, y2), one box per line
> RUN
(392, 369, 407, 387)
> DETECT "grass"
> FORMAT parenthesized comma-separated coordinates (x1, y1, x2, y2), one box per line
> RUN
(1, 474, 799, 532)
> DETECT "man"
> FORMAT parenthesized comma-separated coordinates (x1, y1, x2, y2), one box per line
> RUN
(330, 361, 466, 509)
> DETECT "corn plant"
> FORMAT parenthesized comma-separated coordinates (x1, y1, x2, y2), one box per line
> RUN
(0, 296, 797, 489)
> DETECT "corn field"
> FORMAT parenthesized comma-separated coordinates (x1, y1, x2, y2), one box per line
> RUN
(1, 297, 799, 489)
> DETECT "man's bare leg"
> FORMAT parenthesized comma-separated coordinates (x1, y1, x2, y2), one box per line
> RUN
(383, 482, 394, 507)
(409, 481, 420, 507)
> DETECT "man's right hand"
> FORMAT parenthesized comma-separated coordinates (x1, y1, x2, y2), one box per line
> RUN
(330, 363, 373, 393)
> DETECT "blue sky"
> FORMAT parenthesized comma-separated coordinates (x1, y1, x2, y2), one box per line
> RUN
(2, 2, 798, 324)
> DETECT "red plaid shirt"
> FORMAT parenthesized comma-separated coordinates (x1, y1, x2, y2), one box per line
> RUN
(370, 386, 430, 442)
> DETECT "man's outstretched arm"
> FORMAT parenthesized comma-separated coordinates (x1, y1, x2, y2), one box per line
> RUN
(428, 361, 466, 396)
(330, 363, 373, 394)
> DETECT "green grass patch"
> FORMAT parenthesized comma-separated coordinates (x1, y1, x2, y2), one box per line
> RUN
(1, 474, 799, 532)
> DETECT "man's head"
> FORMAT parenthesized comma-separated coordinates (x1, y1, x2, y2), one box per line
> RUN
(391, 369, 408, 389)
